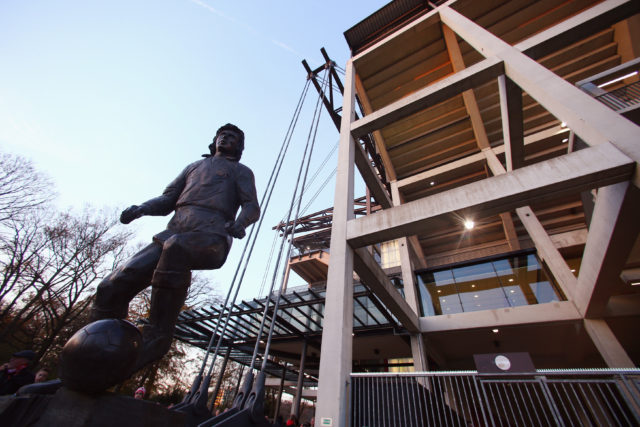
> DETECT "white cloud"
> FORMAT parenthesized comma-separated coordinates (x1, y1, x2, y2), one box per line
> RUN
(187, 0, 301, 58)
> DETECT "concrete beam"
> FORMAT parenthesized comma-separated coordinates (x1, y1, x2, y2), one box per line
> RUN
(620, 268, 640, 285)
(354, 73, 397, 182)
(442, 23, 490, 150)
(483, 140, 578, 301)
(347, 143, 634, 248)
(278, 386, 317, 399)
(420, 301, 581, 333)
(354, 136, 393, 209)
(500, 212, 521, 251)
(516, 0, 640, 60)
(397, 151, 486, 189)
(575, 182, 640, 317)
(444, 22, 523, 256)
(353, 247, 419, 333)
(352, 8, 442, 65)
(516, 206, 579, 302)
(265, 378, 298, 387)
(583, 318, 635, 368)
(605, 294, 640, 317)
(549, 229, 588, 249)
(350, 57, 504, 139)
(440, 4, 640, 187)
(498, 75, 524, 171)
(352, 70, 395, 211)
(390, 181, 427, 268)
(396, 125, 570, 190)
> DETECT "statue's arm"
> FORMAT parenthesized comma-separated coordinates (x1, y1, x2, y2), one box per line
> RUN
(225, 166, 260, 238)
(120, 163, 193, 224)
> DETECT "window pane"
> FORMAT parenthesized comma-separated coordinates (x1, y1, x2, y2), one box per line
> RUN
(432, 270, 455, 286)
(492, 259, 514, 275)
(529, 281, 560, 303)
(439, 294, 463, 314)
(452, 262, 495, 282)
(459, 287, 509, 312)
(415, 274, 436, 316)
(414, 252, 563, 317)
(502, 285, 529, 307)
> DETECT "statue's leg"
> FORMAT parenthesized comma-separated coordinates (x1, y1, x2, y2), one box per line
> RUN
(90, 243, 162, 322)
(135, 233, 228, 370)
(134, 269, 192, 370)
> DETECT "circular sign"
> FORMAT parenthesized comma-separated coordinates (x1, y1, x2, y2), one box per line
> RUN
(494, 355, 511, 371)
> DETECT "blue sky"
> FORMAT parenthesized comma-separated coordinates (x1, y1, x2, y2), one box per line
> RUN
(0, 0, 388, 300)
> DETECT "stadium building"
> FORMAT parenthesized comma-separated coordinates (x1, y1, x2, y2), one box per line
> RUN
(177, 1, 640, 424)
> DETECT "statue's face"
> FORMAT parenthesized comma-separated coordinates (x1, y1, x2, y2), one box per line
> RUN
(215, 130, 242, 158)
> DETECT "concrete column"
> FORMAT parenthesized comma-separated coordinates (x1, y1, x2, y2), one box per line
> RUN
(583, 319, 635, 368)
(315, 58, 357, 427)
(398, 238, 429, 371)
(292, 340, 308, 418)
(391, 181, 429, 372)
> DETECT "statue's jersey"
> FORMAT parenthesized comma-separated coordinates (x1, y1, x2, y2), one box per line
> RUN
(140, 156, 260, 244)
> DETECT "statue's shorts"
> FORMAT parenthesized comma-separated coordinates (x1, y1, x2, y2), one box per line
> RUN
(92, 232, 228, 318)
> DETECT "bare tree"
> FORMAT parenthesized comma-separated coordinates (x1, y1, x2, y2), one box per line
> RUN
(0, 150, 225, 394)
(0, 212, 49, 321)
(0, 208, 132, 362)
(0, 152, 54, 223)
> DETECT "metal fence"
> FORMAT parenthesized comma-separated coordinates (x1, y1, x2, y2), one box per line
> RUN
(350, 369, 640, 426)
(596, 80, 640, 111)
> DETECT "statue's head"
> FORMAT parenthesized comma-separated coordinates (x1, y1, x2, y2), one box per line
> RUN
(208, 123, 245, 160)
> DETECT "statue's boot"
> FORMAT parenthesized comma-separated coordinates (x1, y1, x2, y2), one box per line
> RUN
(88, 275, 135, 322)
(133, 270, 191, 372)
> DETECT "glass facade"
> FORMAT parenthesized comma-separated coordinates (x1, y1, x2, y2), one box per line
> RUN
(415, 252, 564, 316)
(380, 239, 401, 268)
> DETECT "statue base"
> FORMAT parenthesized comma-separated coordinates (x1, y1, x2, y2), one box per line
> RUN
(0, 387, 186, 427)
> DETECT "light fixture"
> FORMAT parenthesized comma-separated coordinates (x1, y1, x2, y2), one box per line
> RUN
(464, 219, 475, 230)
(570, 269, 576, 273)
(471, 284, 476, 288)
(562, 138, 568, 143)
(597, 71, 639, 88)
(442, 299, 446, 302)
(510, 290, 515, 293)
(508, 278, 514, 282)
(437, 290, 441, 293)
(632, 281, 640, 286)
(430, 181, 435, 186)
(561, 121, 567, 128)
(492, 329, 499, 333)
(474, 294, 479, 298)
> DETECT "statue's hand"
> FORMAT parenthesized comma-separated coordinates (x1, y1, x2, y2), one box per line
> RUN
(225, 221, 246, 239)
(120, 205, 145, 224)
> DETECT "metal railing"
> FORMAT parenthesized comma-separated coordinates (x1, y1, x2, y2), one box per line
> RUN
(595, 81, 640, 111)
(350, 369, 640, 426)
